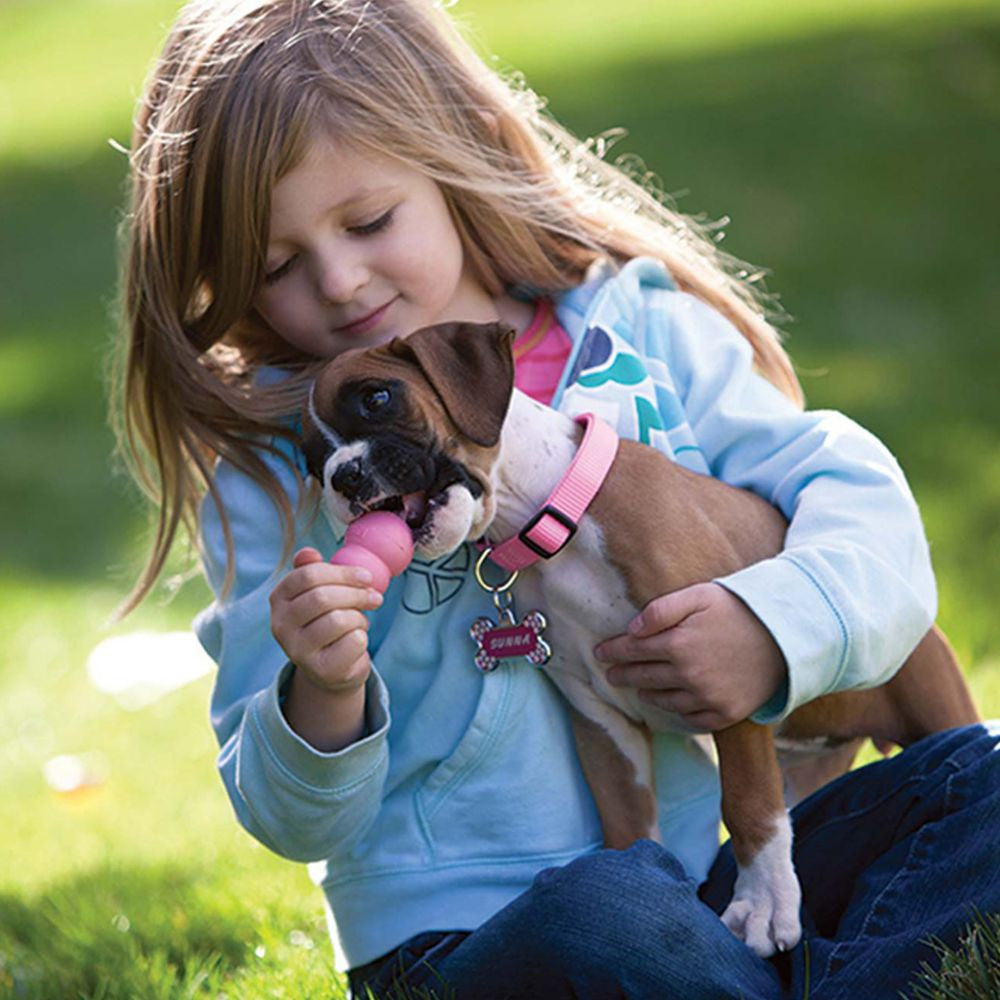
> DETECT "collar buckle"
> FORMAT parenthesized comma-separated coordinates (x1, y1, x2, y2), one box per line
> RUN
(486, 412, 618, 572)
(518, 505, 578, 560)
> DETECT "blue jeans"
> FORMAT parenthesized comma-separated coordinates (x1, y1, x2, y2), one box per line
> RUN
(348, 723, 1000, 1000)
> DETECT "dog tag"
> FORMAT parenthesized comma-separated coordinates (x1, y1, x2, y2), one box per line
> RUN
(470, 608, 551, 673)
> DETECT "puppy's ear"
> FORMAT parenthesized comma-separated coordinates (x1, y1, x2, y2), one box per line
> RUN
(390, 322, 516, 447)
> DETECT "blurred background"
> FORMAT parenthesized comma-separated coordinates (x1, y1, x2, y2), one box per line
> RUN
(1, 0, 998, 995)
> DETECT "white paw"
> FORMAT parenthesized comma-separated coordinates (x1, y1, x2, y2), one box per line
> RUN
(721, 815, 802, 958)
(721, 885, 801, 957)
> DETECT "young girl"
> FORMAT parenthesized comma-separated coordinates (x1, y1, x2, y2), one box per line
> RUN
(113, 1, 999, 997)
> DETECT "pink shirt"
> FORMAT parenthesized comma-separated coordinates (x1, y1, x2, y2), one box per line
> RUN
(512, 299, 572, 407)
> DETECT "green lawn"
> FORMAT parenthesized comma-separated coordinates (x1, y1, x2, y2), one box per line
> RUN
(1, 1, 998, 996)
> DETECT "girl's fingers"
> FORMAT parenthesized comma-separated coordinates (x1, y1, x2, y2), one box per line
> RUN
(293, 630, 370, 689)
(595, 630, 677, 665)
(271, 560, 374, 604)
(278, 605, 369, 667)
(629, 586, 704, 637)
(606, 661, 677, 689)
(313, 644, 372, 695)
(286, 584, 382, 629)
(299, 607, 371, 650)
(637, 687, 700, 716)
(293, 546, 325, 568)
(284, 628, 371, 689)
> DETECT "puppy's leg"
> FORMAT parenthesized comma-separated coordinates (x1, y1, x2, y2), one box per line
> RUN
(568, 704, 659, 850)
(715, 721, 802, 957)
(779, 625, 979, 750)
(878, 625, 980, 740)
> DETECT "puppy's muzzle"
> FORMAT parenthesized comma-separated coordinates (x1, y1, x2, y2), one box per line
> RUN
(368, 438, 436, 496)
(330, 458, 372, 500)
(328, 436, 438, 523)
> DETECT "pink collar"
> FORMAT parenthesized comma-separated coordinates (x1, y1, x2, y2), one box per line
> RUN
(486, 413, 619, 571)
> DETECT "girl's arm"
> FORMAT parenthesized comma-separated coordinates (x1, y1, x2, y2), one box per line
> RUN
(195, 446, 391, 862)
(598, 288, 936, 727)
(270, 546, 381, 752)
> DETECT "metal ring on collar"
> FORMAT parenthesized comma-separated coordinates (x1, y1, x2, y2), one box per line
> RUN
(474, 547, 519, 593)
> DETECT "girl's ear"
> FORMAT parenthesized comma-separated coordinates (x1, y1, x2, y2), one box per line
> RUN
(390, 322, 516, 447)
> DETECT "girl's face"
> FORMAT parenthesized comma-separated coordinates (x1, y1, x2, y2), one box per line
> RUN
(254, 135, 501, 358)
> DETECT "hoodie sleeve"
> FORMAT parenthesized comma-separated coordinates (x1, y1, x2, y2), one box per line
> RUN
(193, 446, 391, 862)
(647, 290, 937, 723)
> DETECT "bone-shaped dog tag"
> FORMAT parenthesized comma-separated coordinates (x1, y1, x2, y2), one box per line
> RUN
(470, 608, 551, 673)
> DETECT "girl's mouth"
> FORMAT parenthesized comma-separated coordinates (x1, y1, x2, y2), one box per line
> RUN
(333, 297, 398, 336)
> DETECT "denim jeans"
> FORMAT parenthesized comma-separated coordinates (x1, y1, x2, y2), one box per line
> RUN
(348, 723, 1000, 1000)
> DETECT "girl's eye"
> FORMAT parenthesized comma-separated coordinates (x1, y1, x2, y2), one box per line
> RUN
(349, 208, 394, 237)
(261, 208, 393, 286)
(360, 386, 392, 417)
(263, 256, 296, 286)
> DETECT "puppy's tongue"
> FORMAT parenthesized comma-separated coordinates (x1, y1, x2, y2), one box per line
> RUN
(402, 492, 428, 529)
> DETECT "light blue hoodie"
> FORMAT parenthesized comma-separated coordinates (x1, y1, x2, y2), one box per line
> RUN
(195, 258, 936, 971)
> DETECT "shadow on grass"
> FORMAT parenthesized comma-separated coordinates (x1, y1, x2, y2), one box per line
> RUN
(2, 12, 998, 657)
(0, 860, 340, 999)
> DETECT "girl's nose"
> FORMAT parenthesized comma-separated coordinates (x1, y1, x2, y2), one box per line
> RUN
(315, 248, 369, 304)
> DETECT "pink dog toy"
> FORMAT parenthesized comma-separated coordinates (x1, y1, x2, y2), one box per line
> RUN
(330, 511, 414, 593)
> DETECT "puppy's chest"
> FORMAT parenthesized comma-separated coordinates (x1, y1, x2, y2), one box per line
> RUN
(524, 517, 635, 645)
(514, 517, 681, 731)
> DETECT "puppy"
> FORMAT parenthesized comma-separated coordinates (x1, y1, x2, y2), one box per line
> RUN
(301, 321, 979, 956)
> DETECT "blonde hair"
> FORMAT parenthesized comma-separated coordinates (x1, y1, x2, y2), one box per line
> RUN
(111, 0, 803, 616)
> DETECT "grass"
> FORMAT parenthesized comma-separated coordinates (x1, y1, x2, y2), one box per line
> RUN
(904, 911, 1000, 1000)
(1, 0, 998, 996)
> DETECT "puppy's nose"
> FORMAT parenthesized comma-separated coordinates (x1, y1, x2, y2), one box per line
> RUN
(331, 458, 368, 498)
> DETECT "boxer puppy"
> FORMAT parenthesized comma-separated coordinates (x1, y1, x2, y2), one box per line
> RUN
(301, 321, 979, 957)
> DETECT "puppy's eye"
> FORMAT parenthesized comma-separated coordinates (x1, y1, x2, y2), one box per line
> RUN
(360, 387, 391, 418)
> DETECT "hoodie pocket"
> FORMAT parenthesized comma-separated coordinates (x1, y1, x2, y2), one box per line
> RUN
(413, 664, 601, 862)
(415, 665, 515, 827)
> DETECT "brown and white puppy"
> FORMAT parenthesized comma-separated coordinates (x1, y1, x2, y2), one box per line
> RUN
(302, 321, 979, 957)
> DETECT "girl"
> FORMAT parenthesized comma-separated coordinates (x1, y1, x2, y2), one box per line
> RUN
(113, 1, 999, 997)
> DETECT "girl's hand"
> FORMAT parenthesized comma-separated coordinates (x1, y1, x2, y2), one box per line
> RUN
(594, 582, 786, 732)
(270, 547, 384, 693)
(269, 547, 384, 750)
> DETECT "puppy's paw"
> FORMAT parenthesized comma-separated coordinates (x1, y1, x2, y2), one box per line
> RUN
(722, 890, 801, 957)
(721, 815, 802, 958)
